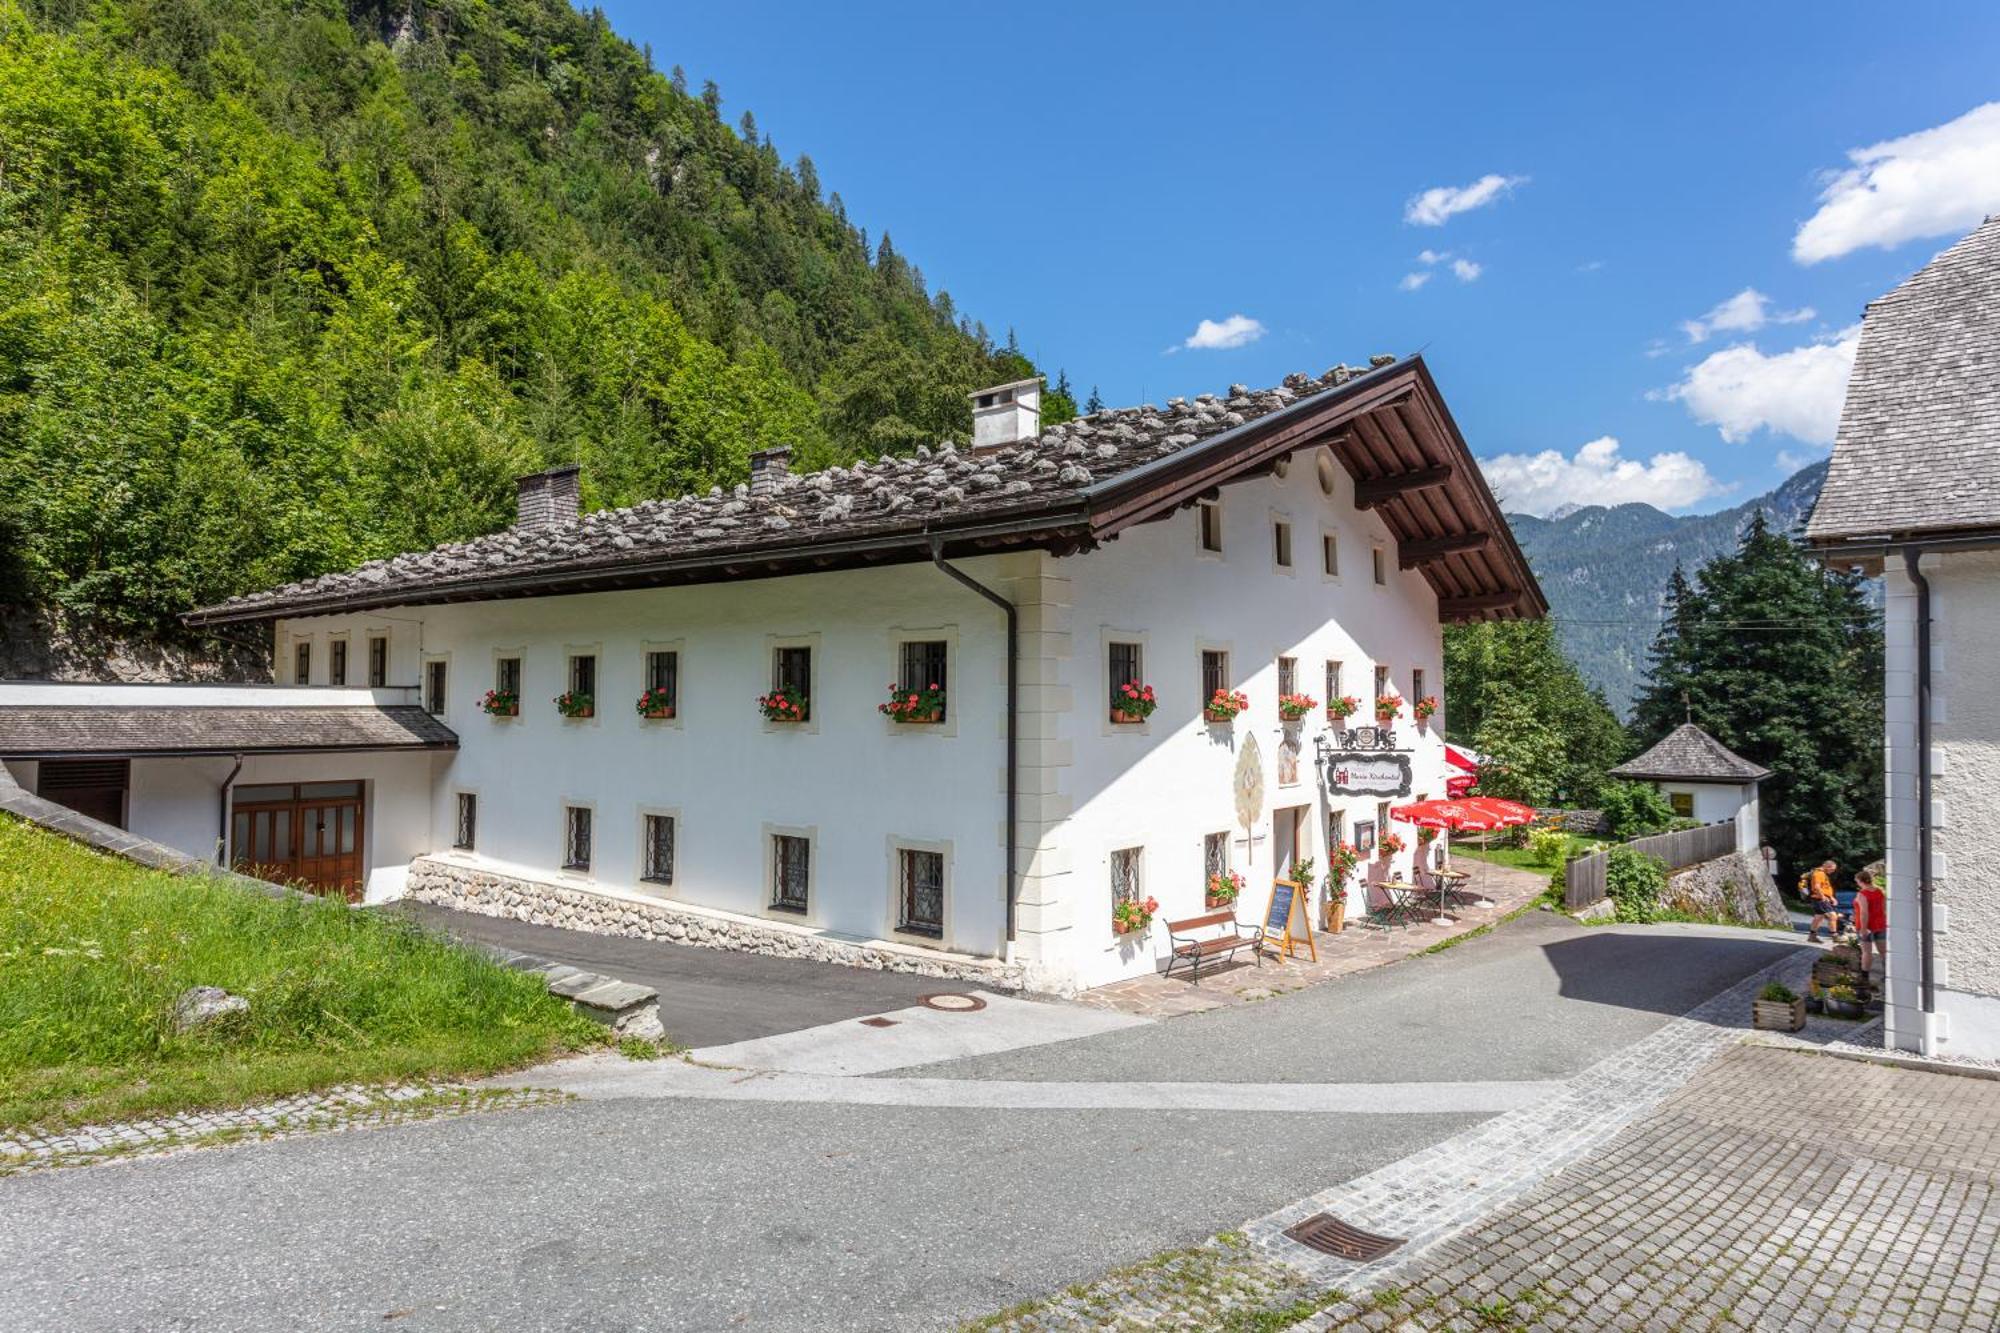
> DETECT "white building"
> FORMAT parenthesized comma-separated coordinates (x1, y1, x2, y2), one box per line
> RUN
(1809, 218, 2000, 1059)
(1606, 723, 1767, 855)
(2, 357, 1543, 994)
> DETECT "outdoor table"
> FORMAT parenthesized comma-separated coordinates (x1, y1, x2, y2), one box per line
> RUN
(1382, 879, 1449, 926)
(1437, 868, 1472, 910)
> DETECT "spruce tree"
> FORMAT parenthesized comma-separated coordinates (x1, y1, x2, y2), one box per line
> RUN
(1084, 385, 1105, 414)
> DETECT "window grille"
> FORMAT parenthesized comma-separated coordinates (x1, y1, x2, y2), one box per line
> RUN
(330, 640, 347, 686)
(899, 640, 948, 718)
(368, 636, 388, 687)
(1108, 641, 1141, 709)
(642, 814, 675, 884)
(898, 848, 945, 937)
(454, 793, 477, 851)
(773, 646, 812, 718)
(1110, 846, 1142, 905)
(425, 660, 448, 716)
(563, 806, 592, 872)
(496, 656, 521, 698)
(568, 654, 596, 699)
(1201, 650, 1228, 700)
(1273, 520, 1293, 568)
(646, 650, 679, 705)
(295, 640, 311, 685)
(1204, 832, 1229, 882)
(1277, 657, 1297, 698)
(1325, 661, 1343, 701)
(771, 834, 810, 912)
(1327, 809, 1345, 850)
(1412, 668, 1426, 702)
(1374, 665, 1390, 699)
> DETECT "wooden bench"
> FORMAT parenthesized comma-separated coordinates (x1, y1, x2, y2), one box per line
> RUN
(1164, 910, 1262, 984)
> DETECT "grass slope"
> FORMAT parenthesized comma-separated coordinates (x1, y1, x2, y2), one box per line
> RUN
(0, 815, 602, 1132)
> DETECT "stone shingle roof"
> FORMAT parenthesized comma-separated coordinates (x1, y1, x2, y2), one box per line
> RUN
(1607, 723, 1770, 784)
(1807, 217, 2000, 544)
(0, 706, 458, 758)
(190, 356, 1538, 624)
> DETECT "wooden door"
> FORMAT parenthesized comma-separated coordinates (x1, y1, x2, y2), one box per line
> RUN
(295, 798, 363, 900)
(229, 782, 364, 901)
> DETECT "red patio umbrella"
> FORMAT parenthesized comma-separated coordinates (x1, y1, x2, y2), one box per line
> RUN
(1389, 796, 1538, 912)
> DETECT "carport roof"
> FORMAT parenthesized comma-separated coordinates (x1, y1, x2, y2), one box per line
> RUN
(0, 705, 458, 759)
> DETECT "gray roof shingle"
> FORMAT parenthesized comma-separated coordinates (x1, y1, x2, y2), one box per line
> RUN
(1607, 723, 1770, 784)
(1807, 217, 2000, 544)
(0, 706, 458, 758)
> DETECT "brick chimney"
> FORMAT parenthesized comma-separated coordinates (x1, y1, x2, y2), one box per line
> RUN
(748, 446, 793, 500)
(969, 377, 1043, 451)
(516, 465, 581, 529)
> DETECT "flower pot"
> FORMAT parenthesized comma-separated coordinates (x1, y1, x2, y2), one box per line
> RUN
(1805, 995, 1824, 1014)
(893, 712, 943, 725)
(1824, 996, 1865, 1020)
(1753, 997, 1806, 1032)
(1325, 899, 1347, 934)
(642, 707, 675, 720)
(1205, 893, 1236, 910)
(1110, 712, 1146, 725)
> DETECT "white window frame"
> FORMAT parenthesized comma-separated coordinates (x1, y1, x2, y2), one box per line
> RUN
(761, 822, 819, 924)
(562, 642, 602, 725)
(293, 635, 314, 686)
(1101, 629, 1152, 737)
(887, 834, 953, 948)
(1195, 498, 1223, 557)
(885, 625, 958, 738)
(365, 629, 391, 688)
(763, 632, 822, 735)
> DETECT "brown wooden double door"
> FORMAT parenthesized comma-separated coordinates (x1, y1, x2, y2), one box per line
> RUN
(230, 781, 365, 901)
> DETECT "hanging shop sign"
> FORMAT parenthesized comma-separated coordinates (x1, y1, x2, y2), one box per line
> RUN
(1323, 751, 1414, 797)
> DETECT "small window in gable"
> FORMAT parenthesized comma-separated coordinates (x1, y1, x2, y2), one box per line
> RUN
(1196, 500, 1222, 554)
(1322, 532, 1339, 577)
(1273, 519, 1293, 569)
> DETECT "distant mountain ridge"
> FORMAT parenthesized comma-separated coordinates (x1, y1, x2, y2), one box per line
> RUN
(1505, 461, 1829, 717)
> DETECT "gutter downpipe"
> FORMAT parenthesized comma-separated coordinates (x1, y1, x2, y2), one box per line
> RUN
(929, 538, 1019, 947)
(216, 753, 244, 867)
(1903, 549, 1936, 1020)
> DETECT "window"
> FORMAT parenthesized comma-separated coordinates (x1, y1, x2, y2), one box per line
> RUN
(1377, 801, 1393, 842)
(1277, 656, 1297, 698)
(563, 805, 592, 872)
(1196, 500, 1222, 553)
(568, 653, 597, 700)
(1669, 791, 1695, 819)
(1327, 808, 1346, 851)
(330, 639, 348, 687)
(1322, 532, 1339, 577)
(645, 650, 679, 713)
(1371, 547, 1386, 585)
(1325, 660, 1343, 703)
(294, 640, 311, 685)
(1374, 665, 1390, 700)
(368, 635, 388, 687)
(1411, 668, 1426, 703)
(1203, 831, 1230, 883)
(1201, 649, 1229, 701)
(496, 655, 521, 700)
(1273, 519, 1293, 569)
(1110, 846, 1143, 906)
(642, 814, 676, 884)
(897, 847, 945, 937)
(454, 793, 477, 851)
(424, 660, 448, 716)
(898, 640, 949, 720)
(771, 833, 811, 913)
(1108, 640, 1142, 713)
(773, 645, 812, 720)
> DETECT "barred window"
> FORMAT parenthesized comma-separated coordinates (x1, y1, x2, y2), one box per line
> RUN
(1412, 667, 1426, 702)
(898, 847, 944, 937)
(1108, 641, 1142, 709)
(294, 640, 311, 686)
(563, 805, 592, 872)
(1374, 665, 1390, 699)
(1196, 500, 1221, 553)
(898, 640, 948, 718)
(368, 635, 388, 687)
(1325, 660, 1343, 702)
(425, 660, 448, 716)
(1327, 808, 1345, 850)
(1273, 519, 1293, 569)
(1110, 846, 1143, 905)
(496, 656, 521, 698)
(454, 793, 477, 851)
(568, 653, 596, 699)
(773, 646, 812, 719)
(1277, 656, 1297, 698)
(1203, 832, 1229, 882)
(771, 834, 810, 913)
(330, 639, 348, 686)
(642, 814, 675, 885)
(1201, 650, 1228, 700)
(646, 650, 679, 705)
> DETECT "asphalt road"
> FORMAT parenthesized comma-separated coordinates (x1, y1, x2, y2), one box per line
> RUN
(0, 913, 1805, 1332)
(392, 901, 946, 1048)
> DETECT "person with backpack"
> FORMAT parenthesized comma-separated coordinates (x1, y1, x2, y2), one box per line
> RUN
(1853, 869, 1887, 977)
(1802, 860, 1842, 944)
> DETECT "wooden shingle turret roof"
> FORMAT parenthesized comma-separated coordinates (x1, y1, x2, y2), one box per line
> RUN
(1608, 723, 1770, 784)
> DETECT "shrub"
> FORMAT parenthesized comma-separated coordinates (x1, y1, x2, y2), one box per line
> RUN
(1605, 845, 1670, 923)
(1760, 982, 1798, 1003)
(1526, 826, 1570, 867)
(1600, 781, 1677, 840)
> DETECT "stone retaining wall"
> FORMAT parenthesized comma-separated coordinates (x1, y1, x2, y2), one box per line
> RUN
(1664, 847, 1790, 928)
(406, 856, 1026, 990)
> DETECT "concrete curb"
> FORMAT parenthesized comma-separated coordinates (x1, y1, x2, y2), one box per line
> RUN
(478, 942, 665, 1041)
(1745, 1033, 2000, 1084)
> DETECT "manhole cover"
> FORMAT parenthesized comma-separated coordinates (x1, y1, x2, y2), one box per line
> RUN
(1281, 1213, 1405, 1262)
(859, 1016, 898, 1028)
(918, 992, 987, 1013)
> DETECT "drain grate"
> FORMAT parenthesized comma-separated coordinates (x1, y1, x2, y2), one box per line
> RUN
(859, 1016, 898, 1028)
(918, 993, 987, 1013)
(1281, 1213, 1405, 1262)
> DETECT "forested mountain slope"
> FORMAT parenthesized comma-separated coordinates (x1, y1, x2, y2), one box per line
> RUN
(0, 0, 1069, 634)
(1507, 462, 1829, 716)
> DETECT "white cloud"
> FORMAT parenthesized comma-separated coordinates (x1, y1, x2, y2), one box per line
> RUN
(1404, 173, 1528, 226)
(1679, 288, 1815, 343)
(1178, 314, 1266, 352)
(1794, 102, 2000, 263)
(1775, 449, 1820, 472)
(1657, 325, 1861, 444)
(1479, 437, 1726, 516)
(1576, 259, 1605, 274)
(1402, 251, 1480, 288)
(1417, 248, 1450, 265)
(1398, 271, 1432, 292)
(1451, 258, 1483, 283)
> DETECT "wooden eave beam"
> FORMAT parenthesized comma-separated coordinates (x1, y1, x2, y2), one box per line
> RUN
(1398, 530, 1491, 569)
(1437, 591, 1521, 618)
(1354, 465, 1453, 510)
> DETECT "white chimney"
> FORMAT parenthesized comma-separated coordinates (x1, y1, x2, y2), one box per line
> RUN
(968, 377, 1043, 451)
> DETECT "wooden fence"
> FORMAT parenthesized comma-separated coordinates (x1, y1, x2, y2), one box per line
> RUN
(1563, 820, 1738, 911)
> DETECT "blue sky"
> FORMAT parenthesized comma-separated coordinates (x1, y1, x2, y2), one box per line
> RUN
(601, 1, 2000, 515)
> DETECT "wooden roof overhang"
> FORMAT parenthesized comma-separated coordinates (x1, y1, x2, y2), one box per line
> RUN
(1083, 357, 1547, 621)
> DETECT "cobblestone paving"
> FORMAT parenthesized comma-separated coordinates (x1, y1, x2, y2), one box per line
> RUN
(1078, 864, 1549, 1020)
(0, 1083, 567, 1176)
(1301, 1044, 2000, 1331)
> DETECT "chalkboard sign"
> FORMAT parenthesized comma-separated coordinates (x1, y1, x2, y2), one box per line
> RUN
(1260, 877, 1317, 962)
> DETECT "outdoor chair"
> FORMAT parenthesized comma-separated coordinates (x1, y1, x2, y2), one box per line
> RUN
(1363, 878, 1419, 931)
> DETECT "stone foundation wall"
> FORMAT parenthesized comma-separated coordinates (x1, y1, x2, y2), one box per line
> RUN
(1664, 848, 1790, 928)
(406, 857, 1026, 990)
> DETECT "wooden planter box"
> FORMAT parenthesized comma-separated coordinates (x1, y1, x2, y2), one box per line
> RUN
(1752, 997, 1806, 1032)
(641, 707, 675, 720)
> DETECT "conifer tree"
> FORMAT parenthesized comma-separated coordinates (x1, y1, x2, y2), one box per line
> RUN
(1084, 385, 1105, 414)
(670, 64, 687, 97)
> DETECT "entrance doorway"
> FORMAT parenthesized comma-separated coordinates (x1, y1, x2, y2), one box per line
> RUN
(37, 759, 129, 828)
(1273, 804, 1309, 882)
(230, 781, 365, 900)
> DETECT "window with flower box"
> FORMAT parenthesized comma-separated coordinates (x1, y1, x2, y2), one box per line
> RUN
(1201, 650, 1228, 701)
(294, 640, 311, 686)
(642, 814, 676, 885)
(897, 847, 945, 938)
(1204, 831, 1229, 882)
(1374, 665, 1390, 700)
(895, 640, 948, 722)
(771, 646, 812, 721)
(563, 805, 592, 872)
(1277, 656, 1297, 698)
(642, 650, 679, 718)
(1107, 640, 1144, 720)
(454, 793, 477, 851)
(1111, 846, 1142, 906)
(771, 833, 811, 913)
(1412, 668, 1425, 703)
(490, 656, 522, 716)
